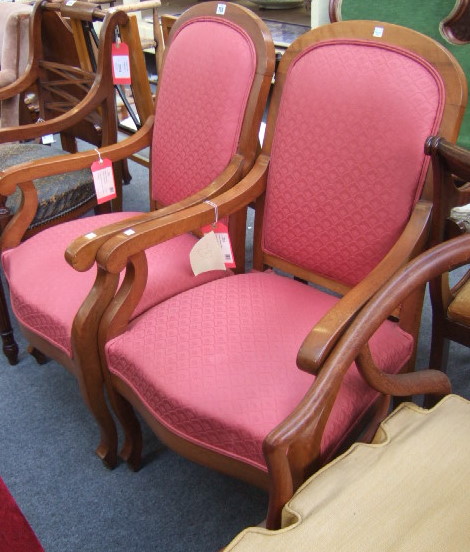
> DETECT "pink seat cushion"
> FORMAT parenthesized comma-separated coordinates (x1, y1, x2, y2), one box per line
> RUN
(105, 271, 414, 471)
(2, 213, 229, 357)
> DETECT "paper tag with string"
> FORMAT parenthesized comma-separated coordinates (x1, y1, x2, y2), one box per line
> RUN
(36, 118, 55, 145)
(189, 200, 235, 275)
(91, 149, 116, 204)
(111, 41, 131, 85)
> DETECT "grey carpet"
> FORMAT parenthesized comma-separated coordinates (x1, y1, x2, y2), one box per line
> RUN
(0, 157, 469, 551)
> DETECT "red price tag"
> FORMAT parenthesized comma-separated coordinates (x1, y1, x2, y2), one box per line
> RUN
(91, 157, 117, 204)
(112, 42, 131, 85)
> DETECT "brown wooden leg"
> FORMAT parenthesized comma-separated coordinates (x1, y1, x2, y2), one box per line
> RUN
(27, 345, 49, 365)
(0, 278, 19, 365)
(110, 389, 142, 471)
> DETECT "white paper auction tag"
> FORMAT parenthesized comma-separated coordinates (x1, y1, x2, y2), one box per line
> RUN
(201, 221, 235, 268)
(190, 231, 226, 276)
(112, 42, 131, 85)
(91, 157, 116, 204)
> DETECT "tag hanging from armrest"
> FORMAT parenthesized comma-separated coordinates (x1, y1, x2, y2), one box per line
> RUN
(91, 150, 116, 204)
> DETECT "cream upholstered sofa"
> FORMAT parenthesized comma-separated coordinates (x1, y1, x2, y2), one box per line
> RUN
(0, 1, 32, 128)
(225, 394, 470, 551)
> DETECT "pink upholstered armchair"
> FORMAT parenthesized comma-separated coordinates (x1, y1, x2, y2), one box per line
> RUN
(0, 1, 32, 128)
(77, 20, 466, 528)
(0, 2, 275, 468)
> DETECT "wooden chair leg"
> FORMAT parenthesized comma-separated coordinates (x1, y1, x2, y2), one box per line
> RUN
(27, 345, 48, 365)
(0, 278, 19, 365)
(429, 317, 451, 372)
(109, 389, 142, 471)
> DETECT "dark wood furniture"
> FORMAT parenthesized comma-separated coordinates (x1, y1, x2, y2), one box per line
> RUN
(424, 137, 470, 371)
(0, 0, 154, 366)
(70, 21, 466, 529)
(0, 2, 275, 469)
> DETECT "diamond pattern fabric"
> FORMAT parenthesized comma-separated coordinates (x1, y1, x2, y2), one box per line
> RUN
(263, 41, 444, 286)
(106, 271, 414, 469)
(151, 18, 256, 206)
(2, 214, 229, 356)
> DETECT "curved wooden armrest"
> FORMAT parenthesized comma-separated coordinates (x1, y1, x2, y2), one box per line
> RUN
(111, 1, 161, 13)
(0, 7, 128, 143)
(0, 68, 38, 102)
(66, 151, 246, 272)
(96, 154, 270, 274)
(0, 117, 154, 250)
(356, 344, 451, 397)
(297, 199, 432, 375)
(425, 136, 470, 183)
(0, 116, 154, 198)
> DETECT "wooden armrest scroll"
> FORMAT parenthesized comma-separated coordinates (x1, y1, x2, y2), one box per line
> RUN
(96, 154, 270, 274)
(297, 199, 432, 375)
(66, 151, 246, 272)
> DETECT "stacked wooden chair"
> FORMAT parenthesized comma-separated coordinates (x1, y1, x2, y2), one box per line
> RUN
(0, 2, 275, 468)
(62, 20, 465, 528)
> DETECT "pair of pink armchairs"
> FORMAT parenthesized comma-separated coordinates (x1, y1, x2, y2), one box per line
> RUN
(0, 2, 467, 528)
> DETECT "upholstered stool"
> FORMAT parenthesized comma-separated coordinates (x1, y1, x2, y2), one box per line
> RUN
(0, 142, 95, 230)
(224, 394, 470, 551)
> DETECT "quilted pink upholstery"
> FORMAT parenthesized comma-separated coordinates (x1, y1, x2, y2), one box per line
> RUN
(263, 40, 444, 287)
(2, 214, 228, 357)
(106, 271, 413, 470)
(151, 18, 256, 206)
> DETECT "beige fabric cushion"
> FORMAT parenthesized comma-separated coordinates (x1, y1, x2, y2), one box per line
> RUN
(448, 278, 470, 326)
(225, 394, 470, 551)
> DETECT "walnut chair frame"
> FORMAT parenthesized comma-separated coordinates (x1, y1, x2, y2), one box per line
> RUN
(73, 21, 466, 528)
(0, 2, 275, 468)
(0, 0, 154, 365)
(424, 137, 470, 370)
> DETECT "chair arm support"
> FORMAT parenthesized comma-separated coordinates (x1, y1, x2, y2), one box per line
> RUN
(297, 199, 432, 375)
(96, 154, 270, 274)
(65, 151, 246, 272)
(0, 117, 154, 251)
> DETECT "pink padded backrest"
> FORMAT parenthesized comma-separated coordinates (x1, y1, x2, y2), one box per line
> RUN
(151, 17, 256, 206)
(262, 40, 445, 287)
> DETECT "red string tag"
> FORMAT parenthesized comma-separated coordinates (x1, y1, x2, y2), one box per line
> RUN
(91, 158, 116, 204)
(112, 42, 131, 85)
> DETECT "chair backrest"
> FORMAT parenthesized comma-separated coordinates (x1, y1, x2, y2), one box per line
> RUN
(329, 0, 470, 149)
(150, 2, 273, 208)
(0, 2, 32, 127)
(254, 20, 466, 292)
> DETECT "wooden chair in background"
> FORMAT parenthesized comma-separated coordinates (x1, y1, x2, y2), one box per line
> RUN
(424, 138, 470, 371)
(0, 0, 154, 365)
(0, 1, 33, 128)
(77, 20, 466, 528)
(0, 1, 275, 468)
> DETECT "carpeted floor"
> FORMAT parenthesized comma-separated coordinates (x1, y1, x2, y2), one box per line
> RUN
(0, 157, 469, 552)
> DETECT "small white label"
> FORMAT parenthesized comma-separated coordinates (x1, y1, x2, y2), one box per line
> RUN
(113, 55, 131, 80)
(190, 231, 226, 276)
(66, 0, 76, 5)
(216, 3, 226, 15)
(41, 134, 55, 145)
(85, 232, 97, 239)
(373, 26, 384, 38)
(123, 229, 135, 236)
